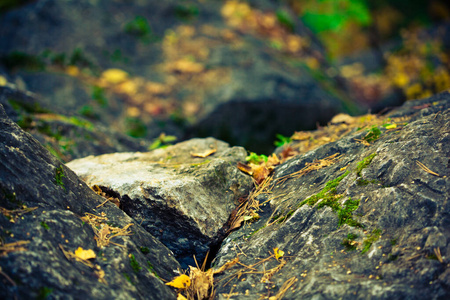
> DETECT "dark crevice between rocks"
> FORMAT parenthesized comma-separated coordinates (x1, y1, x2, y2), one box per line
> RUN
(92, 184, 253, 271)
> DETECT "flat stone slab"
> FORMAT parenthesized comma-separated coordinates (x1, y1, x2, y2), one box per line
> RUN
(67, 137, 253, 267)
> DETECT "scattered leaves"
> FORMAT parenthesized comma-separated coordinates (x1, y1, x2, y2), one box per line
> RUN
(0, 240, 30, 257)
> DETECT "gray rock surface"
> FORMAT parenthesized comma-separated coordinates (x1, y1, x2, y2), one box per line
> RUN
(67, 137, 254, 268)
(212, 93, 450, 299)
(0, 104, 181, 299)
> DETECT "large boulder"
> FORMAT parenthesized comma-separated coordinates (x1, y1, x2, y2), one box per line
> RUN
(66, 137, 254, 268)
(0, 0, 358, 153)
(0, 104, 181, 299)
(212, 92, 450, 299)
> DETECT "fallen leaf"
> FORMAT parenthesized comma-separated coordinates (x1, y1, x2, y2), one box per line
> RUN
(74, 247, 96, 260)
(252, 164, 270, 184)
(177, 294, 188, 300)
(274, 247, 284, 260)
(166, 274, 191, 289)
(385, 124, 397, 129)
(237, 162, 253, 175)
(190, 148, 217, 158)
(101, 68, 129, 84)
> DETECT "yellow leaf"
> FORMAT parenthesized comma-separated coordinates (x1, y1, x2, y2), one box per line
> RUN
(74, 247, 96, 260)
(177, 294, 188, 300)
(274, 247, 284, 260)
(101, 68, 129, 84)
(385, 124, 397, 130)
(166, 274, 191, 289)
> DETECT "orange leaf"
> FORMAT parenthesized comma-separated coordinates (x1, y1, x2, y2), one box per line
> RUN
(190, 148, 217, 158)
(237, 162, 253, 175)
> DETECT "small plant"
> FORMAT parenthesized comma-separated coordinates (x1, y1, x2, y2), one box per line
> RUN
(342, 233, 358, 251)
(123, 273, 134, 285)
(274, 133, 292, 147)
(246, 152, 268, 164)
(37, 286, 53, 300)
(362, 228, 382, 254)
(54, 165, 66, 191)
(129, 254, 142, 273)
(149, 133, 177, 150)
(363, 126, 381, 143)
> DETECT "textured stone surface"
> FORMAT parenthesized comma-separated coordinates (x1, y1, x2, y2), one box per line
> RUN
(67, 137, 254, 268)
(0, 104, 180, 300)
(212, 93, 450, 299)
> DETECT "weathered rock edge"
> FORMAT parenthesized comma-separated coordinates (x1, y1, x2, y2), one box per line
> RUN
(0, 104, 181, 300)
(213, 92, 450, 299)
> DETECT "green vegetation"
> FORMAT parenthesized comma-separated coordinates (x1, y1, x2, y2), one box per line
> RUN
(363, 126, 382, 143)
(246, 152, 268, 164)
(274, 133, 292, 147)
(129, 254, 142, 273)
(174, 4, 199, 21)
(125, 117, 147, 138)
(91, 86, 108, 107)
(341, 233, 358, 251)
(300, 171, 349, 207)
(356, 153, 377, 176)
(149, 133, 177, 150)
(37, 286, 53, 300)
(140, 246, 150, 254)
(147, 261, 160, 278)
(338, 197, 361, 227)
(276, 9, 295, 32)
(362, 228, 382, 254)
(300, 0, 371, 33)
(123, 273, 134, 285)
(2, 51, 45, 71)
(40, 221, 49, 230)
(124, 16, 158, 43)
(54, 165, 66, 191)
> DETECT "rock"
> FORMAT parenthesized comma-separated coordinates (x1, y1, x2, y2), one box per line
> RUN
(66, 137, 254, 268)
(0, 104, 181, 299)
(212, 92, 450, 299)
(0, 85, 150, 161)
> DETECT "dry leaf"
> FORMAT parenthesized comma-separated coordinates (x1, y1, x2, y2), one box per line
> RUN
(274, 247, 284, 260)
(166, 274, 191, 289)
(177, 294, 188, 300)
(190, 148, 217, 158)
(101, 68, 129, 84)
(74, 247, 96, 260)
(252, 164, 270, 184)
(237, 162, 253, 175)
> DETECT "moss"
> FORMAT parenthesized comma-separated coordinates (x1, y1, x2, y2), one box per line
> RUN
(147, 261, 160, 278)
(174, 4, 199, 21)
(140, 246, 150, 254)
(129, 254, 142, 273)
(40, 221, 49, 230)
(91, 86, 108, 107)
(362, 228, 382, 254)
(356, 153, 377, 176)
(300, 171, 350, 207)
(123, 273, 134, 285)
(338, 197, 362, 227)
(342, 233, 358, 251)
(356, 178, 380, 186)
(54, 165, 66, 191)
(36, 286, 53, 300)
(363, 126, 382, 143)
